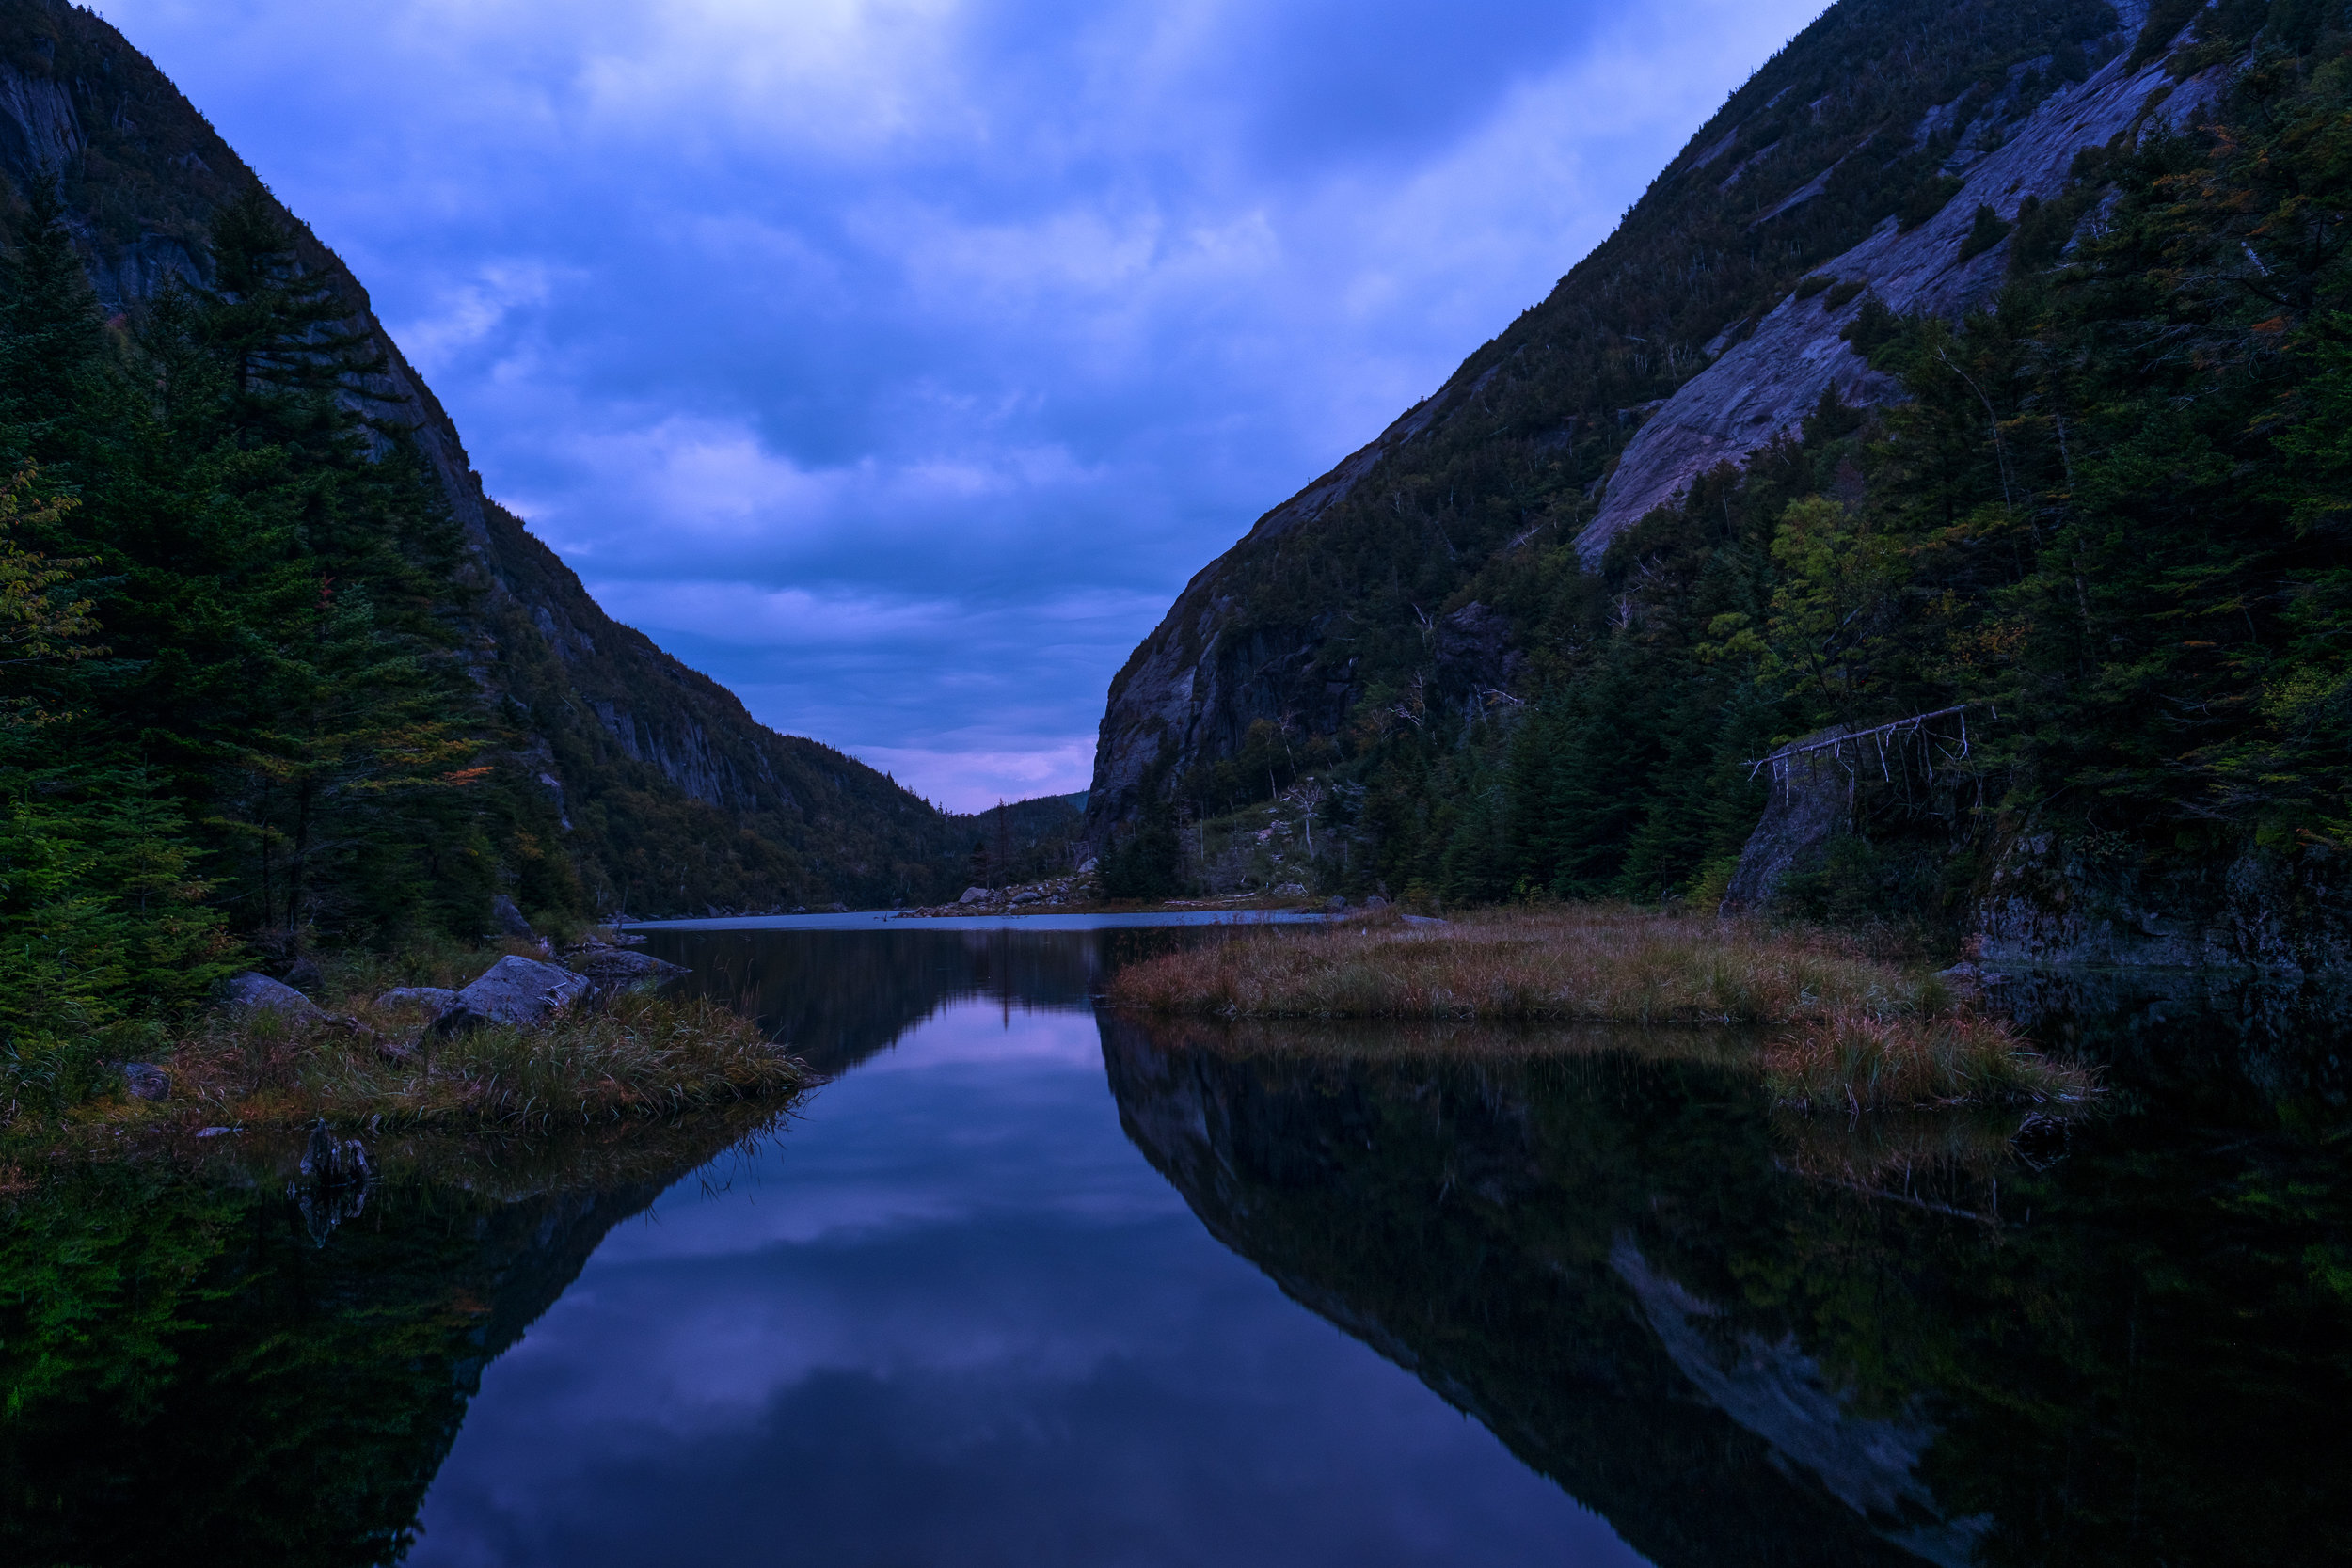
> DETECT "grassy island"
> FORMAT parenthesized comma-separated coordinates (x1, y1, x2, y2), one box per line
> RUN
(7, 942, 806, 1155)
(161, 991, 803, 1134)
(1105, 905, 2095, 1110)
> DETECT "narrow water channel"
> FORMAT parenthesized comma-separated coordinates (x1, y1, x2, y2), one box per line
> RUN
(408, 984, 1637, 1565)
(6, 919, 2348, 1566)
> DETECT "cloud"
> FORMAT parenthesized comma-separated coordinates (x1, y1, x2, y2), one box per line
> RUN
(97, 0, 1828, 809)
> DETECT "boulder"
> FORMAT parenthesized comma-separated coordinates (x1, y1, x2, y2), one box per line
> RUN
(434, 956, 593, 1034)
(490, 894, 538, 941)
(959, 886, 991, 905)
(121, 1062, 170, 1101)
(565, 947, 686, 986)
(221, 972, 325, 1021)
(1723, 727, 1854, 912)
(375, 986, 459, 1013)
(1010, 889, 1041, 906)
(1327, 896, 1349, 911)
(282, 957, 325, 992)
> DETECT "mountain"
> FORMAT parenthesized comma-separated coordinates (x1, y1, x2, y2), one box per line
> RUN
(1085, 0, 2352, 963)
(0, 0, 960, 924)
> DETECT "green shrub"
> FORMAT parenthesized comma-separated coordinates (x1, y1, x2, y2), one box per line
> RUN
(1958, 203, 2014, 261)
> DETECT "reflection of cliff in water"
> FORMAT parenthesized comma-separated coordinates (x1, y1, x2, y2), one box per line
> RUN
(1102, 1015, 1940, 1568)
(0, 1123, 759, 1568)
(1101, 1013, 2352, 1568)
(643, 926, 1190, 1074)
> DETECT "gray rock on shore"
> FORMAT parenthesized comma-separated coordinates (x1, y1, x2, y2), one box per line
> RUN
(375, 986, 460, 1013)
(220, 972, 326, 1021)
(433, 956, 593, 1035)
(565, 947, 686, 986)
(121, 1062, 170, 1101)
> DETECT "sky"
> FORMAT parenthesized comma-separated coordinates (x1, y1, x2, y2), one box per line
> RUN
(95, 0, 1827, 810)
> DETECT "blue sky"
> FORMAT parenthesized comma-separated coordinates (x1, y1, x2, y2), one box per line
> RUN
(96, 0, 1826, 809)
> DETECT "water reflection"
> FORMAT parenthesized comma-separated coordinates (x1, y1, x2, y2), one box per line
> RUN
(407, 1005, 1637, 1567)
(5, 927, 2348, 1567)
(1100, 1009, 2352, 1568)
(0, 1123, 762, 1568)
(637, 924, 1192, 1073)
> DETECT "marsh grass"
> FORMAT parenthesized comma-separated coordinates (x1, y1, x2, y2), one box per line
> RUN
(1105, 904, 2100, 1117)
(73, 988, 803, 1140)
(1110, 1010, 1769, 1066)
(1104, 904, 1929, 1024)
(1763, 1009, 2097, 1111)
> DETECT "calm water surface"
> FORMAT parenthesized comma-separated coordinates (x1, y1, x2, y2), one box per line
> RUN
(7, 922, 2350, 1566)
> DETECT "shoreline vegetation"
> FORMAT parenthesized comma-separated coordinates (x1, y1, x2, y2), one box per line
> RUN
(7, 936, 807, 1161)
(1103, 904, 2097, 1111)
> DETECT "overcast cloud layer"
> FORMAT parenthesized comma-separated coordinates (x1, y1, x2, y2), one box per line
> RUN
(95, 0, 1826, 809)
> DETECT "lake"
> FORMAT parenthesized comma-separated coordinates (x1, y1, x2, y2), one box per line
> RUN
(5, 920, 2348, 1566)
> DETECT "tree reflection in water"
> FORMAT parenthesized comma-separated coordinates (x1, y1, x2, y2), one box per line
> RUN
(1101, 1005, 2352, 1568)
(6, 931, 2345, 1567)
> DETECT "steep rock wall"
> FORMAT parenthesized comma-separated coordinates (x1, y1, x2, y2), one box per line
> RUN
(1977, 834, 2352, 972)
(1086, 0, 2158, 844)
(1581, 41, 2225, 558)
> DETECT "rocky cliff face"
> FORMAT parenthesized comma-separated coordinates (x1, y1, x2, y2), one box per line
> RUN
(1977, 833, 2352, 972)
(0, 0, 954, 911)
(1085, 0, 2194, 849)
(1581, 41, 2224, 559)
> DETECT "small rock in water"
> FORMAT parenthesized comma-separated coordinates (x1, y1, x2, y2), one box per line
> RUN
(121, 1063, 170, 1101)
(302, 1121, 371, 1187)
(220, 972, 326, 1021)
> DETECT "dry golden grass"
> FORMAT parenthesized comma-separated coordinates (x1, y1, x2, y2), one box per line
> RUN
(1763, 1009, 2097, 1111)
(83, 989, 805, 1137)
(1105, 1009, 1767, 1066)
(1104, 904, 1931, 1024)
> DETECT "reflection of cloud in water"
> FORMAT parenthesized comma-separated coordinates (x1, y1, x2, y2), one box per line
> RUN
(859, 1001, 1105, 1073)
(410, 996, 1639, 1566)
(640, 925, 1185, 1075)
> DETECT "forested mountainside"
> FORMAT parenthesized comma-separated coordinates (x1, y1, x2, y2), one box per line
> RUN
(0, 0, 967, 1033)
(1089, 0, 2352, 961)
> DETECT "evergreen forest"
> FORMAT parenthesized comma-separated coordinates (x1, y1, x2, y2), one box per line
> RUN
(1105, 7, 2352, 943)
(0, 178, 579, 1097)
